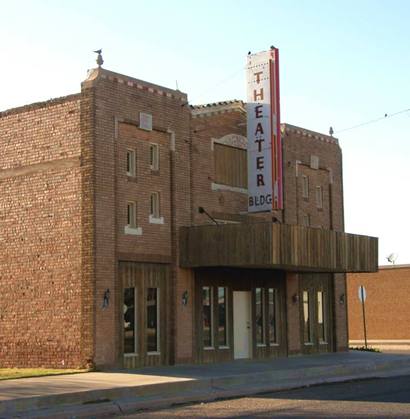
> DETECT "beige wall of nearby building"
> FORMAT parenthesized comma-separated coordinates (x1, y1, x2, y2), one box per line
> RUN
(348, 265, 410, 350)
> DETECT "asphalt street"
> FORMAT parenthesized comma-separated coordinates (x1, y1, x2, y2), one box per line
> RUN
(122, 375, 410, 418)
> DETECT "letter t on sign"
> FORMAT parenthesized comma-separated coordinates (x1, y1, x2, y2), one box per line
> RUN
(254, 71, 263, 83)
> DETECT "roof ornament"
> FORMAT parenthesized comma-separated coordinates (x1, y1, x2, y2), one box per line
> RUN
(93, 49, 104, 68)
(386, 253, 398, 264)
(329, 126, 334, 136)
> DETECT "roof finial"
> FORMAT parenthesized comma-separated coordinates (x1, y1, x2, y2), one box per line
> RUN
(93, 49, 104, 68)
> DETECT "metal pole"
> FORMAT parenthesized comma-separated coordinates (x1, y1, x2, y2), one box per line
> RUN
(361, 286, 368, 349)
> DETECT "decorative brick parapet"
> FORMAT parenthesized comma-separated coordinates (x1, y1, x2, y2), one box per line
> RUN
(84, 68, 187, 102)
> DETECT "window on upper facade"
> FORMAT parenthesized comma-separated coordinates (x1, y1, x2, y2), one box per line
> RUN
(150, 192, 160, 219)
(126, 149, 136, 177)
(316, 186, 323, 209)
(302, 175, 309, 199)
(127, 201, 137, 228)
(149, 143, 159, 171)
(214, 143, 247, 188)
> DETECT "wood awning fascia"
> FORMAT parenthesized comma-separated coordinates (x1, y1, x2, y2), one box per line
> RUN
(179, 223, 378, 273)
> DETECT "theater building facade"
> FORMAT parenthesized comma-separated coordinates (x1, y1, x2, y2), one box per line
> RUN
(0, 66, 378, 369)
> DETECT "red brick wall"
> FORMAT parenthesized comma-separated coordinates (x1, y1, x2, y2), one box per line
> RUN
(0, 96, 89, 368)
(116, 123, 172, 257)
(286, 272, 301, 354)
(282, 125, 343, 231)
(82, 69, 192, 367)
(347, 266, 410, 341)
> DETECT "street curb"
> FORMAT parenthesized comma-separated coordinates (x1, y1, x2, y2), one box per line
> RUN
(2, 358, 410, 418)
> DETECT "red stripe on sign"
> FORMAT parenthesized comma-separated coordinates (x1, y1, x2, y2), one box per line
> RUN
(274, 48, 283, 209)
(269, 59, 277, 209)
(269, 48, 283, 210)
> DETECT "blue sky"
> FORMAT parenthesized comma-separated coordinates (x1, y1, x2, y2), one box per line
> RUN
(1, 0, 409, 264)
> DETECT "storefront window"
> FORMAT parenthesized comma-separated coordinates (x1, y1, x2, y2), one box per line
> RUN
(268, 288, 278, 344)
(318, 291, 327, 343)
(147, 288, 159, 352)
(255, 288, 265, 345)
(203, 286, 213, 348)
(124, 288, 136, 354)
(303, 290, 312, 343)
(218, 287, 228, 347)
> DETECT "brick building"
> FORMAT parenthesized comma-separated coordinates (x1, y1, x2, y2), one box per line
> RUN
(0, 66, 377, 369)
(347, 265, 410, 351)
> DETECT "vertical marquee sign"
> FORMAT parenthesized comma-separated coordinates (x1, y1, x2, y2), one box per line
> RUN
(247, 48, 283, 212)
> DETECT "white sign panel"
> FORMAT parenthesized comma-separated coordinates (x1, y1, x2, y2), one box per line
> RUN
(247, 51, 273, 212)
(247, 49, 283, 212)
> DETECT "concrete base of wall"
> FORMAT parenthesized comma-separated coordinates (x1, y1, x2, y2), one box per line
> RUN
(350, 340, 410, 351)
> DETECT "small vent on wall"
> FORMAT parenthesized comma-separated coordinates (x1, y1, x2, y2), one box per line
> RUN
(310, 155, 319, 170)
(139, 112, 153, 131)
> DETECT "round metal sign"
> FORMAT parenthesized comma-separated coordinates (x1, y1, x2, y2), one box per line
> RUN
(358, 285, 367, 302)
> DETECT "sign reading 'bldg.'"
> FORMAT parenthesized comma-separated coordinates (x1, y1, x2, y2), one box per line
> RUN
(247, 48, 283, 212)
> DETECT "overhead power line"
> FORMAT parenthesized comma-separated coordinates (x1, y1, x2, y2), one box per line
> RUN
(193, 67, 244, 105)
(335, 107, 410, 134)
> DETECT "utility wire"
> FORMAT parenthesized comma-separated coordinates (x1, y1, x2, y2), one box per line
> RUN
(335, 107, 410, 134)
(192, 67, 244, 105)
(191, 67, 410, 134)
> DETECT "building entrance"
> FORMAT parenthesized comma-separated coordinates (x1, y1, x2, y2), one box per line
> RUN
(300, 274, 334, 354)
(233, 291, 252, 359)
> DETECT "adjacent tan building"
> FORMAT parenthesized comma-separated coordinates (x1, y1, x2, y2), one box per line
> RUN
(0, 66, 377, 369)
(348, 265, 410, 351)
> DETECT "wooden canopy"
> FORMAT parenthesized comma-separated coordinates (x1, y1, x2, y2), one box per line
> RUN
(179, 223, 378, 273)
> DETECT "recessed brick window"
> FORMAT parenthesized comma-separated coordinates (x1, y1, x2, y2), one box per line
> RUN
(127, 201, 137, 228)
(302, 175, 309, 199)
(316, 186, 323, 209)
(151, 192, 159, 217)
(149, 192, 164, 224)
(149, 143, 159, 171)
(125, 202, 142, 235)
(126, 149, 136, 177)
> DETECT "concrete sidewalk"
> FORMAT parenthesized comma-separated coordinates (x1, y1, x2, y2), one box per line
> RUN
(1, 351, 410, 418)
